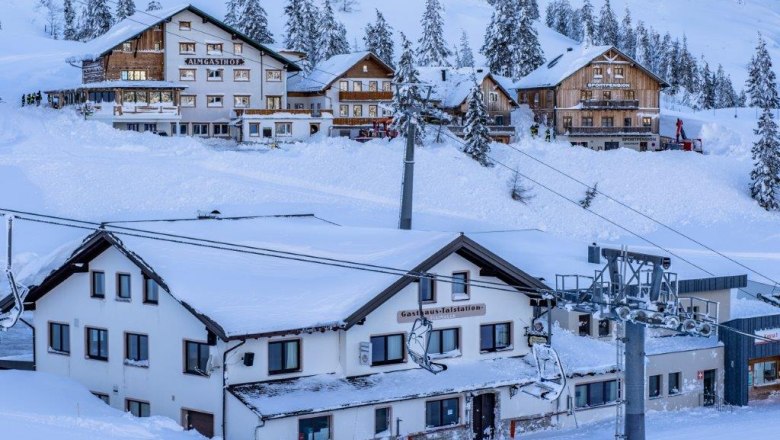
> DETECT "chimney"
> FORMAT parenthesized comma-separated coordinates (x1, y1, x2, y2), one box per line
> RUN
(441, 69, 447, 81)
(587, 243, 600, 264)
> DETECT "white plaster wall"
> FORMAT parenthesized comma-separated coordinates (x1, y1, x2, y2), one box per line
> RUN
(646, 346, 724, 411)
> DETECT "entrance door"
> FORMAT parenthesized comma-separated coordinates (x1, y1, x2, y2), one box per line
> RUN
(472, 393, 496, 440)
(184, 409, 214, 438)
(703, 369, 717, 407)
(639, 142, 648, 152)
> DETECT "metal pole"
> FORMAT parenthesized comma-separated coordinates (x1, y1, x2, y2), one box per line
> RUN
(5, 215, 12, 272)
(398, 121, 415, 230)
(624, 321, 645, 440)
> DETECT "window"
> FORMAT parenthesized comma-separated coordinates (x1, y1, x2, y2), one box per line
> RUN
(614, 67, 624, 77)
(263, 127, 273, 138)
(294, 103, 305, 110)
(207, 69, 223, 81)
(625, 90, 636, 100)
(117, 273, 131, 300)
(299, 416, 331, 440)
(125, 333, 149, 365)
(269, 339, 300, 374)
(598, 319, 610, 337)
(266, 70, 282, 82)
(92, 392, 110, 404)
(180, 95, 196, 108)
(249, 123, 260, 137)
(451, 271, 469, 300)
(120, 70, 147, 81)
(233, 43, 243, 54)
(624, 117, 632, 127)
(375, 407, 390, 434)
(368, 81, 378, 92)
(581, 90, 593, 101)
(179, 42, 195, 54)
(185, 340, 210, 375)
(234, 95, 250, 108)
(126, 399, 150, 418)
(143, 277, 159, 304)
(601, 117, 614, 127)
(143, 123, 157, 133)
(86, 327, 108, 361)
(490, 92, 499, 103)
(122, 42, 133, 52)
(91, 271, 105, 298)
(179, 69, 196, 81)
(604, 141, 620, 150)
(428, 328, 459, 355)
(206, 43, 223, 55)
(419, 275, 435, 302)
(574, 380, 618, 408)
(353, 81, 363, 91)
(267, 96, 282, 110)
(177, 123, 188, 135)
(593, 66, 603, 77)
(339, 80, 349, 91)
(149, 91, 172, 104)
(668, 372, 681, 395)
(368, 105, 378, 118)
(649, 374, 662, 398)
(207, 95, 223, 108)
(49, 322, 70, 354)
(425, 397, 459, 428)
(533, 93, 539, 104)
(382, 81, 392, 92)
(563, 116, 572, 128)
(578, 314, 592, 336)
(480, 322, 511, 352)
(582, 116, 594, 127)
(750, 359, 779, 386)
(339, 104, 349, 117)
(353, 105, 363, 117)
(127, 123, 140, 131)
(213, 123, 229, 136)
(520, 92, 528, 104)
(192, 123, 209, 136)
(642, 117, 652, 127)
(179, 21, 191, 31)
(370, 334, 404, 365)
(602, 90, 612, 100)
(234, 69, 250, 81)
(275, 122, 292, 136)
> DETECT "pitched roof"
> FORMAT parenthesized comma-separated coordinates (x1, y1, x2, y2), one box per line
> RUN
(19, 219, 545, 340)
(77, 4, 300, 72)
(416, 67, 519, 108)
(287, 51, 394, 93)
(516, 44, 669, 89)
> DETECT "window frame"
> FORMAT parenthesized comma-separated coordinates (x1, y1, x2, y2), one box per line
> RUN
(205, 43, 223, 55)
(178, 42, 196, 54)
(268, 339, 302, 375)
(451, 271, 470, 301)
(125, 332, 149, 365)
(265, 70, 282, 82)
(425, 397, 460, 428)
(179, 21, 191, 31)
(298, 415, 332, 440)
(144, 276, 159, 304)
(668, 372, 682, 396)
(370, 333, 405, 366)
(574, 380, 618, 408)
(233, 95, 250, 109)
(339, 80, 349, 91)
(353, 104, 363, 117)
(419, 275, 436, 303)
(206, 69, 224, 82)
(126, 398, 151, 418)
(593, 66, 603, 77)
(274, 122, 292, 137)
(213, 123, 230, 136)
(649, 374, 662, 399)
(233, 43, 243, 54)
(266, 96, 282, 110)
(184, 340, 210, 376)
(374, 406, 391, 435)
(234, 69, 250, 82)
(427, 327, 460, 356)
(206, 95, 224, 108)
(91, 271, 105, 298)
(85, 327, 109, 361)
(582, 116, 594, 127)
(339, 104, 349, 117)
(179, 69, 196, 81)
(563, 116, 573, 128)
(642, 117, 652, 127)
(601, 116, 614, 128)
(480, 322, 512, 353)
(49, 321, 70, 354)
(116, 272, 131, 300)
(353, 81, 363, 91)
(578, 314, 592, 336)
(249, 123, 260, 137)
(192, 123, 209, 136)
(598, 319, 610, 337)
(614, 67, 625, 78)
(92, 392, 110, 405)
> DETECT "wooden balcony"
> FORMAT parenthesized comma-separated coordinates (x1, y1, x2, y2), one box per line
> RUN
(333, 117, 388, 126)
(567, 126, 653, 135)
(339, 91, 393, 101)
(234, 109, 333, 117)
(581, 99, 640, 109)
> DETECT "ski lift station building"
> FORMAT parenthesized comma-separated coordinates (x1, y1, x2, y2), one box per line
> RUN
(1, 218, 746, 439)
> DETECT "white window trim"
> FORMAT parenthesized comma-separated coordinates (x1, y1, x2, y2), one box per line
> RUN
(234, 69, 250, 82)
(179, 69, 196, 81)
(207, 96, 224, 108)
(207, 69, 224, 82)
(275, 122, 292, 137)
(180, 95, 196, 108)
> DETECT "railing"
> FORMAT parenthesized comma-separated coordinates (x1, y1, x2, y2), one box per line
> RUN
(567, 126, 653, 135)
(114, 105, 180, 116)
(581, 99, 640, 109)
(339, 91, 393, 101)
(332, 117, 387, 126)
(235, 109, 333, 117)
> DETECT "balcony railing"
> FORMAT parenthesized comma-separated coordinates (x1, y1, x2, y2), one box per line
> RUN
(567, 126, 653, 135)
(113, 105, 180, 116)
(234, 109, 333, 117)
(339, 91, 393, 101)
(333, 117, 387, 126)
(581, 99, 640, 109)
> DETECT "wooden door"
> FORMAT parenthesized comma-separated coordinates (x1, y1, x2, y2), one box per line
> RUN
(472, 393, 496, 440)
(184, 409, 214, 438)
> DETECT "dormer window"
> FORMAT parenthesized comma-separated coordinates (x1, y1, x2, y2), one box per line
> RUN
(362, 64, 368, 73)
(122, 42, 132, 52)
(593, 67, 603, 78)
(614, 67, 624, 78)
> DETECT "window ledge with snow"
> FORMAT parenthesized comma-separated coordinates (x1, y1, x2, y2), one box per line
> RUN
(47, 348, 70, 356)
(451, 293, 470, 301)
(429, 350, 461, 360)
(124, 359, 149, 368)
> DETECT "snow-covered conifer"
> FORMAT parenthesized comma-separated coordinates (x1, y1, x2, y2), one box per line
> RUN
(515, 5, 545, 78)
(284, 0, 319, 70)
(146, 1, 161, 11)
(746, 33, 780, 109)
(482, 0, 518, 77)
(635, 21, 651, 67)
(714, 64, 738, 108)
(457, 30, 474, 68)
(363, 9, 395, 68)
(224, 0, 245, 27)
(751, 106, 780, 210)
(597, 0, 619, 46)
(679, 35, 699, 93)
(239, 0, 274, 44)
(579, 0, 596, 44)
(462, 79, 493, 167)
(319, 0, 350, 60)
(391, 33, 426, 145)
(115, 0, 135, 21)
(417, 0, 452, 66)
(522, 0, 540, 21)
(619, 7, 635, 58)
(698, 61, 716, 110)
(63, 0, 77, 40)
(79, 0, 113, 41)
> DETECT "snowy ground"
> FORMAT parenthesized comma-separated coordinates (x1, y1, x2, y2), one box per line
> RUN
(0, 370, 205, 439)
(526, 396, 780, 440)
(0, 312, 33, 360)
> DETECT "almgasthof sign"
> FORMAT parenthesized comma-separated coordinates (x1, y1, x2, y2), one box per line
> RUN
(397, 303, 486, 323)
(185, 58, 245, 66)
(755, 327, 780, 345)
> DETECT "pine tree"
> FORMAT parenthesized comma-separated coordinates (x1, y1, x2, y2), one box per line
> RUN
(597, 0, 619, 46)
(63, 0, 77, 40)
(284, 0, 319, 70)
(657, 32, 672, 82)
(391, 33, 426, 145)
(579, 0, 596, 44)
(579, 183, 598, 209)
(145, 1, 161, 11)
(746, 33, 780, 109)
(304, 0, 321, 68)
(482, 0, 518, 77)
(115, 0, 135, 21)
(239, 0, 274, 44)
(714, 64, 738, 108)
(417, 0, 452, 67)
(522, 0, 540, 21)
(364, 10, 395, 68)
(751, 106, 780, 210)
(318, 0, 349, 60)
(698, 61, 716, 110)
(567, 6, 582, 42)
(457, 30, 474, 68)
(462, 79, 493, 167)
(619, 7, 635, 58)
(545, 0, 557, 28)
(738, 89, 748, 107)
(680, 35, 699, 93)
(649, 30, 663, 74)
(224, 0, 245, 27)
(635, 21, 651, 67)
(79, 0, 113, 41)
(515, 4, 545, 78)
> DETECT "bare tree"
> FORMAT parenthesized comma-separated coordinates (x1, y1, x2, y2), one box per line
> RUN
(509, 171, 534, 203)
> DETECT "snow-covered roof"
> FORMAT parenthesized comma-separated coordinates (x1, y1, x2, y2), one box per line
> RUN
(45, 81, 189, 92)
(644, 334, 722, 355)
(77, 4, 300, 71)
(230, 356, 537, 419)
(551, 325, 616, 376)
(287, 52, 393, 93)
(416, 67, 518, 108)
(516, 44, 668, 89)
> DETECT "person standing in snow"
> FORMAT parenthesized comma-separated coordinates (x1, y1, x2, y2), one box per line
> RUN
(545, 127, 551, 142)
